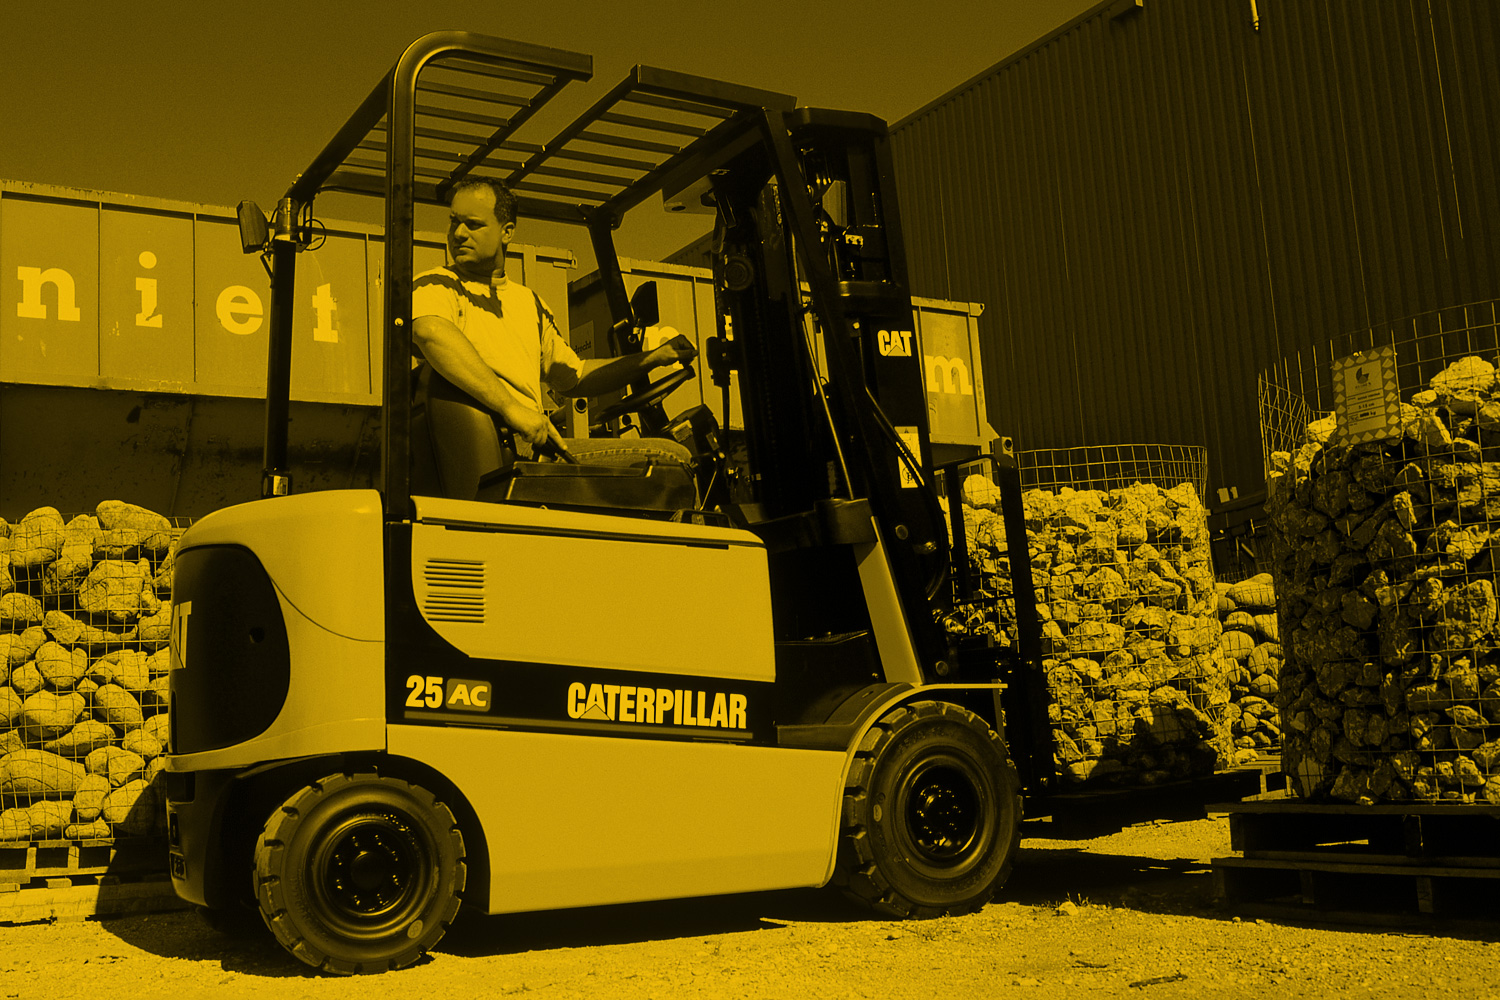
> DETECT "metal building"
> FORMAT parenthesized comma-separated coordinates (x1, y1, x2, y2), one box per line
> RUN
(888, 0, 1499, 502)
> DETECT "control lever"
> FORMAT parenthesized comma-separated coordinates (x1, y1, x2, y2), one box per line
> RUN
(534, 438, 579, 464)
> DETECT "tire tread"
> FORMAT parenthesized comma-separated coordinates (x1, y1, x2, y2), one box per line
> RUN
(833, 700, 1021, 920)
(252, 769, 466, 976)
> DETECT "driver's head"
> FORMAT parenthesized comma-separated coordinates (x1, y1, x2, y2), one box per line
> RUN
(447, 179, 517, 275)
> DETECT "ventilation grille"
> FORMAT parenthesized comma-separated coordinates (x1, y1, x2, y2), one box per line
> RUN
(422, 558, 486, 623)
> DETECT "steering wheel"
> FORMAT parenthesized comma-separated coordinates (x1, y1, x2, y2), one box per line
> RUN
(591, 364, 696, 424)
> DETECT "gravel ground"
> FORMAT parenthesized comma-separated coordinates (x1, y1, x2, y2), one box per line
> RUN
(2, 815, 1498, 999)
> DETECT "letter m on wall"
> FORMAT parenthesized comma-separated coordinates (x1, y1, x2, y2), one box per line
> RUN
(926, 355, 973, 395)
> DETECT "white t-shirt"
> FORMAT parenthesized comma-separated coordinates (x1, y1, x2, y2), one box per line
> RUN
(412, 267, 584, 414)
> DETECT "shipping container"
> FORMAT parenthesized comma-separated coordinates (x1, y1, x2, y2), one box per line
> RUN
(0, 179, 575, 519)
(886, 0, 1500, 503)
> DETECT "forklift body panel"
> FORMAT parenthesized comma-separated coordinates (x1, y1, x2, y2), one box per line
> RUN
(409, 497, 775, 682)
(166, 490, 386, 770)
(386, 724, 845, 912)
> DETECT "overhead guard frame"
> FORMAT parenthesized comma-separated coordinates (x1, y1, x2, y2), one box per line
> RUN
(260, 31, 793, 517)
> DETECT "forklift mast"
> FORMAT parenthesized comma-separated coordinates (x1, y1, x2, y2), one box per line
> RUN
(693, 109, 952, 671)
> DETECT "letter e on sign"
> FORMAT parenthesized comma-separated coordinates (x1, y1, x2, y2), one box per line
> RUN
(217, 285, 263, 335)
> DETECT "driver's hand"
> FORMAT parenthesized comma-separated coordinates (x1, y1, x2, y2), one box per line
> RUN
(648, 334, 697, 368)
(510, 407, 573, 462)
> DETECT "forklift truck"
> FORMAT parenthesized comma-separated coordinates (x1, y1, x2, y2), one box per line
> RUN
(164, 32, 1029, 974)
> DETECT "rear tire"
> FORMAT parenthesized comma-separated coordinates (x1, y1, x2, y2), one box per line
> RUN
(254, 772, 465, 975)
(834, 700, 1021, 918)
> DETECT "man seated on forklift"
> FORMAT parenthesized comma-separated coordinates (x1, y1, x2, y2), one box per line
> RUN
(412, 178, 697, 498)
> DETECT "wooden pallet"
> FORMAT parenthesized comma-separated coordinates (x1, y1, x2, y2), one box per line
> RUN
(0, 836, 168, 888)
(0, 872, 187, 924)
(1030, 757, 1285, 837)
(1235, 756, 1290, 801)
(1210, 800, 1500, 925)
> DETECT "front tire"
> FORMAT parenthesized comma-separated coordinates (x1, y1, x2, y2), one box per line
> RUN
(254, 772, 466, 975)
(834, 700, 1021, 918)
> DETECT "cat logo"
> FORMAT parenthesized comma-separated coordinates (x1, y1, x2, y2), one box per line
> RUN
(876, 329, 913, 357)
(567, 682, 747, 730)
(169, 601, 192, 670)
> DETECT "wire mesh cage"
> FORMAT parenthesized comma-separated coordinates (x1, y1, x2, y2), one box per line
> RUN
(940, 443, 1240, 786)
(1018, 443, 1210, 500)
(0, 503, 186, 846)
(935, 454, 1020, 651)
(1259, 372, 1320, 482)
(1261, 299, 1500, 803)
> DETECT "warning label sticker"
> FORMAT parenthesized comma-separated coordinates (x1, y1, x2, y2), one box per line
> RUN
(1332, 346, 1401, 444)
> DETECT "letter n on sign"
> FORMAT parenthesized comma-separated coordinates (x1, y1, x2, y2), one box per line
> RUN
(0, 198, 99, 383)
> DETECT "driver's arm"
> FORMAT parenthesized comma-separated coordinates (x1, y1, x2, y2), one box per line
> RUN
(411, 315, 565, 452)
(557, 334, 697, 398)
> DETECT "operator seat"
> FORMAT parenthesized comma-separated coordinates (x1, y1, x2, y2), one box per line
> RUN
(411, 364, 697, 513)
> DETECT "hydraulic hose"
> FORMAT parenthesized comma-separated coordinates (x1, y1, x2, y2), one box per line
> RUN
(860, 384, 951, 602)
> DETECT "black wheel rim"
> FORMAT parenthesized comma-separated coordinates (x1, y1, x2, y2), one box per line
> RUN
(897, 755, 987, 870)
(311, 811, 434, 937)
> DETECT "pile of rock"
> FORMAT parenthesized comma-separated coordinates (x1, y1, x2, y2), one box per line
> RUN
(0, 502, 180, 840)
(951, 474, 1232, 786)
(937, 489, 1018, 650)
(1215, 573, 1285, 763)
(1267, 354, 1500, 803)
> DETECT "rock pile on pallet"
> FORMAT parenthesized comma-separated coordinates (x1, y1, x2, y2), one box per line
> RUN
(948, 475, 1232, 785)
(1268, 354, 1500, 803)
(1216, 573, 1285, 762)
(936, 491, 1019, 650)
(0, 502, 178, 841)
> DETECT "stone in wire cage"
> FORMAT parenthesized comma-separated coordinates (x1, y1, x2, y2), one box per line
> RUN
(1, 503, 186, 843)
(941, 443, 1248, 786)
(1262, 299, 1500, 803)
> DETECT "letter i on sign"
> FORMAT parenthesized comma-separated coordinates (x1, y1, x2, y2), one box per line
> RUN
(136, 251, 162, 327)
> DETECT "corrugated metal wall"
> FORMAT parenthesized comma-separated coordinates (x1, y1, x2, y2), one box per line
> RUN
(890, 0, 1500, 500)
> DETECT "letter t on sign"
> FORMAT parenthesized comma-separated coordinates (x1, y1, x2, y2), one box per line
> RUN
(312, 283, 338, 343)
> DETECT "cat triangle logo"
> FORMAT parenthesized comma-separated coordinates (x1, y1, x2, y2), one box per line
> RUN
(579, 684, 611, 720)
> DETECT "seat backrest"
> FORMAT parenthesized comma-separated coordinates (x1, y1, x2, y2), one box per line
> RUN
(414, 364, 514, 501)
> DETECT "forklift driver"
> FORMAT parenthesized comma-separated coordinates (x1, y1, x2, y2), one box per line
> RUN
(412, 178, 697, 498)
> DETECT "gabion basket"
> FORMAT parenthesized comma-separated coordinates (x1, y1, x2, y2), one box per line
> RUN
(0, 503, 185, 845)
(1261, 299, 1500, 803)
(1018, 443, 1209, 501)
(942, 443, 1241, 787)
